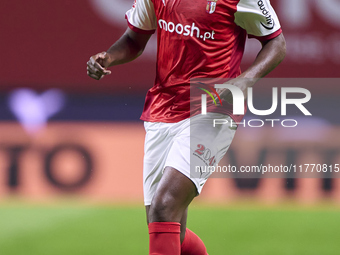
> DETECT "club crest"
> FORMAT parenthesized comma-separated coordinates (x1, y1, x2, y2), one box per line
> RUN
(206, 0, 217, 14)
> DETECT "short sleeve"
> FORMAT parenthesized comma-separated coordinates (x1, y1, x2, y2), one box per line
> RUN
(234, 0, 282, 41)
(125, 0, 157, 34)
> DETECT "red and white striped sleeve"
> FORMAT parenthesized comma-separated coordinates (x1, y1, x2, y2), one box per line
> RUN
(234, 0, 282, 41)
(125, 0, 157, 34)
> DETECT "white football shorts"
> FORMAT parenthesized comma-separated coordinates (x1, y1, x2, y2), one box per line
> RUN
(143, 112, 237, 206)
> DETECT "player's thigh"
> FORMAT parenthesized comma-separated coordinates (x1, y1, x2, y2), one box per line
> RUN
(149, 167, 197, 222)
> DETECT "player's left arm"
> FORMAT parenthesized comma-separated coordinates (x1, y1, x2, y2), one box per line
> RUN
(240, 33, 286, 81)
(219, 0, 286, 103)
(220, 34, 286, 104)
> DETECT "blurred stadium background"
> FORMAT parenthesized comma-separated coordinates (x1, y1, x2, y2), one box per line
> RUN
(1, 0, 340, 254)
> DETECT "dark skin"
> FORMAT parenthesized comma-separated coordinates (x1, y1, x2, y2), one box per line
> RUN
(87, 28, 152, 80)
(87, 27, 286, 243)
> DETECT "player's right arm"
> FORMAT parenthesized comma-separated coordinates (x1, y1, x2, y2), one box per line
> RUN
(87, 0, 157, 80)
(87, 28, 152, 80)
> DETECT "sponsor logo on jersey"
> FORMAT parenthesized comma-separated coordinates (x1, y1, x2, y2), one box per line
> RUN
(257, 0, 275, 30)
(158, 19, 215, 41)
(206, 0, 217, 14)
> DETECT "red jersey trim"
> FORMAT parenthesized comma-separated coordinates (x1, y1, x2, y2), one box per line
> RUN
(248, 28, 282, 41)
(125, 15, 156, 34)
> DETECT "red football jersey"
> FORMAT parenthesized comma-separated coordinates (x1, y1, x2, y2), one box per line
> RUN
(125, 0, 282, 123)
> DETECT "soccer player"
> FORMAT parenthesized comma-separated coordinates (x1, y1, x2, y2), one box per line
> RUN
(87, 0, 286, 254)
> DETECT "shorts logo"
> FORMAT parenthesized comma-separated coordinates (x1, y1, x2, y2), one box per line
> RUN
(206, 0, 217, 14)
(193, 144, 216, 166)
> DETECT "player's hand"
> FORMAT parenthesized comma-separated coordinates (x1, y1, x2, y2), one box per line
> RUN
(87, 52, 112, 80)
(216, 78, 255, 105)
